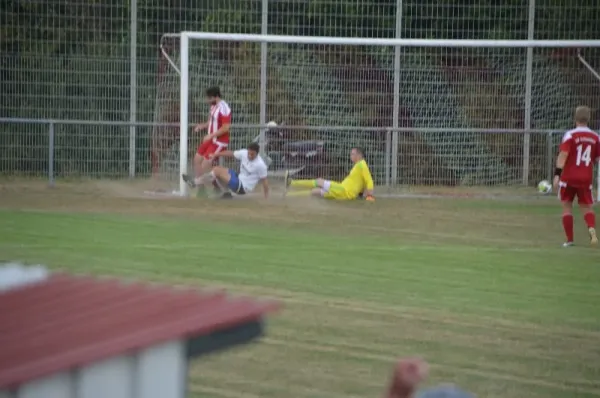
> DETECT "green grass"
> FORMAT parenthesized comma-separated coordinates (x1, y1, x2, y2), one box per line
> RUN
(1, 194, 600, 398)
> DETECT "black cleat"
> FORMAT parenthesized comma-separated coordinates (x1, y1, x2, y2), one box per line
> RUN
(181, 174, 196, 188)
(220, 192, 233, 199)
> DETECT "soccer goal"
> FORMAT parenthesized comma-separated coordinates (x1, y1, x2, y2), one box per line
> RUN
(158, 32, 600, 198)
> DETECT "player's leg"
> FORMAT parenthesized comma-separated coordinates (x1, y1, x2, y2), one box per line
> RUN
(326, 182, 352, 200)
(312, 180, 350, 200)
(289, 178, 319, 189)
(181, 153, 204, 190)
(211, 166, 245, 196)
(210, 166, 230, 192)
(577, 186, 597, 245)
(290, 178, 334, 189)
(199, 157, 215, 187)
(182, 142, 210, 191)
(194, 142, 215, 195)
(201, 143, 228, 194)
(195, 141, 210, 184)
(310, 188, 324, 197)
(559, 185, 576, 246)
(187, 143, 220, 196)
(181, 142, 206, 188)
(212, 175, 227, 194)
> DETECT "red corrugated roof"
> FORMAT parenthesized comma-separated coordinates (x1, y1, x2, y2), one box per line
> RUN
(0, 274, 279, 388)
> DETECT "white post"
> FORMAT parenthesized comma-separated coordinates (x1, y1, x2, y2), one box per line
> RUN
(48, 122, 55, 187)
(522, 0, 535, 186)
(391, 0, 402, 187)
(179, 33, 190, 196)
(182, 33, 600, 47)
(259, 0, 268, 151)
(129, 0, 137, 178)
(385, 128, 392, 187)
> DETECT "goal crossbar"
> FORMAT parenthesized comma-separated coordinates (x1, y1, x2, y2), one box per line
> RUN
(169, 32, 600, 48)
(176, 32, 600, 196)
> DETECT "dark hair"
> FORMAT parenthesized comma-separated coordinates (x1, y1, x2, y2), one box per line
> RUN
(247, 142, 260, 152)
(352, 147, 365, 157)
(205, 86, 221, 98)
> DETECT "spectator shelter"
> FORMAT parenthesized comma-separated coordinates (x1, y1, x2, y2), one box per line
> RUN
(0, 271, 279, 398)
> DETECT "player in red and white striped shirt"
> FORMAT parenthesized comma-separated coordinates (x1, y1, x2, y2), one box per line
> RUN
(182, 86, 232, 195)
(553, 106, 600, 247)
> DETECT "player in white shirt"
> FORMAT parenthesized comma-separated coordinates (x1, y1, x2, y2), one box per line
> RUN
(209, 142, 269, 199)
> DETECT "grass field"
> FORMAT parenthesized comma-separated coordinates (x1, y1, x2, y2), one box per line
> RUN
(1, 181, 599, 398)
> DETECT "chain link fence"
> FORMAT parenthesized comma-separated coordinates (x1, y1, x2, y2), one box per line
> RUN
(0, 119, 565, 190)
(1, 0, 599, 186)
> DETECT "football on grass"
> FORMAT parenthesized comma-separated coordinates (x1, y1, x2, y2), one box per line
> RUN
(537, 180, 552, 194)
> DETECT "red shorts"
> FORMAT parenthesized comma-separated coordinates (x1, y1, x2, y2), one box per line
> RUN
(558, 183, 594, 205)
(197, 140, 227, 158)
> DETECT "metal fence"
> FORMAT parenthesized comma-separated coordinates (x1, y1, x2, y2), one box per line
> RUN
(1, 0, 599, 187)
(0, 118, 564, 189)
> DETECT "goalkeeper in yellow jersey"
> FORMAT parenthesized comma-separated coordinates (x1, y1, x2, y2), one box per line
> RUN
(284, 147, 375, 201)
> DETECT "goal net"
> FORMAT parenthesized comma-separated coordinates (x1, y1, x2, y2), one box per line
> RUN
(152, 33, 600, 197)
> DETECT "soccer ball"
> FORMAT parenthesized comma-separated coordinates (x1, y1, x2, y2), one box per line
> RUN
(537, 180, 552, 194)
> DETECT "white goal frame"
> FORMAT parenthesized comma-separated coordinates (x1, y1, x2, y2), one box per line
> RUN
(174, 32, 600, 197)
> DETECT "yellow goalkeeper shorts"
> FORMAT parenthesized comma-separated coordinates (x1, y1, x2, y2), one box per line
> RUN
(322, 181, 356, 200)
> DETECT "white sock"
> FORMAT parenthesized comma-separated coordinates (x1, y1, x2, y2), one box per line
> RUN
(202, 173, 214, 184)
(194, 171, 213, 186)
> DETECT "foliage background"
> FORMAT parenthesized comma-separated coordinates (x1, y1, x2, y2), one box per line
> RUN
(1, 0, 599, 183)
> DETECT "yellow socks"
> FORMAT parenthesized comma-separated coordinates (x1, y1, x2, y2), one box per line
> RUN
(290, 179, 317, 189)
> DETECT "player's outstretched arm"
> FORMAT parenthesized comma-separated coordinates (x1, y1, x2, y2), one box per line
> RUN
(210, 150, 235, 160)
(554, 132, 573, 188)
(260, 178, 269, 199)
(361, 162, 375, 200)
(193, 121, 209, 133)
(554, 150, 569, 189)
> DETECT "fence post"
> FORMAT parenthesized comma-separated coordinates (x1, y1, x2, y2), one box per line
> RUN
(391, 0, 402, 187)
(385, 128, 392, 190)
(258, 0, 268, 152)
(129, 0, 137, 178)
(522, 0, 536, 185)
(48, 122, 55, 187)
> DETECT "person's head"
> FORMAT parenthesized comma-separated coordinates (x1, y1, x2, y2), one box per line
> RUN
(247, 142, 260, 160)
(575, 106, 591, 127)
(205, 86, 221, 106)
(350, 147, 365, 163)
(386, 358, 429, 398)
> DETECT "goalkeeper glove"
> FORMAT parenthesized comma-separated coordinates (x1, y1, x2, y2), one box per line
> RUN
(365, 194, 375, 202)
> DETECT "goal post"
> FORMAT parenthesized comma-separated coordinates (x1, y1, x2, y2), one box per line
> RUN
(179, 33, 190, 197)
(174, 32, 600, 197)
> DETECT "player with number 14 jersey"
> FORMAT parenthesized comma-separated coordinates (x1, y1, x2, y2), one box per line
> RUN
(559, 128, 599, 190)
(554, 106, 600, 246)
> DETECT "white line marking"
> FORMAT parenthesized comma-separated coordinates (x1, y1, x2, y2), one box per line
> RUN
(0, 241, 573, 255)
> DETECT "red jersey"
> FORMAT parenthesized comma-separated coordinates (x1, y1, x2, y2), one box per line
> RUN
(559, 127, 600, 187)
(208, 100, 231, 144)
